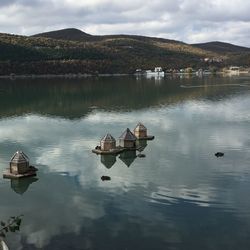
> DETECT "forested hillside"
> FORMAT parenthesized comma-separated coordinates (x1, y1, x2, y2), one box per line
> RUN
(0, 29, 249, 75)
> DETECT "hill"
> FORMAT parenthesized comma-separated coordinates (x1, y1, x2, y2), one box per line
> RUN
(33, 28, 96, 42)
(0, 28, 249, 75)
(192, 41, 250, 53)
(33, 28, 183, 44)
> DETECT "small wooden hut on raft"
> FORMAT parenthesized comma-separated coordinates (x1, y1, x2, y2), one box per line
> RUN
(119, 128, 137, 148)
(134, 122, 147, 139)
(100, 134, 116, 151)
(9, 151, 30, 175)
(3, 151, 38, 179)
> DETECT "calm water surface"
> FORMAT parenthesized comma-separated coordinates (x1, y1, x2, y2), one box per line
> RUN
(1, 75, 250, 250)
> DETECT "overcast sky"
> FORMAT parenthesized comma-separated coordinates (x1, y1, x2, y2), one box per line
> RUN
(0, 0, 250, 46)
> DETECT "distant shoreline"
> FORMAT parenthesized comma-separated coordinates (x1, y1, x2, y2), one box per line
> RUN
(0, 73, 130, 79)
(0, 71, 249, 80)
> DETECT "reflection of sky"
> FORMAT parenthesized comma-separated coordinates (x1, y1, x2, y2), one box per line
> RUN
(1, 84, 250, 249)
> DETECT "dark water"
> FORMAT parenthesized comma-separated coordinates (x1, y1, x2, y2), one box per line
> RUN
(1, 75, 250, 250)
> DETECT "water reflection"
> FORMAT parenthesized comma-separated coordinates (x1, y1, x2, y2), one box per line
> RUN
(99, 141, 149, 169)
(136, 140, 148, 153)
(119, 150, 137, 167)
(144, 75, 164, 85)
(10, 177, 38, 195)
(0, 76, 250, 249)
(100, 155, 116, 169)
(100, 140, 148, 169)
(0, 76, 249, 119)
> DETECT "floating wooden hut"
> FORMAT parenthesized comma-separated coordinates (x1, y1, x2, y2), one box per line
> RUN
(92, 134, 123, 155)
(134, 122, 147, 138)
(3, 151, 38, 179)
(92, 123, 154, 155)
(100, 134, 116, 151)
(9, 151, 30, 175)
(134, 123, 154, 140)
(119, 128, 137, 148)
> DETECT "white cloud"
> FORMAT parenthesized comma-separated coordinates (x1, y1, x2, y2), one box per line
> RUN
(0, 0, 250, 46)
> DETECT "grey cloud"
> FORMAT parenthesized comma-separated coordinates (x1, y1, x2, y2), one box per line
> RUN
(0, 0, 250, 46)
(0, 0, 44, 7)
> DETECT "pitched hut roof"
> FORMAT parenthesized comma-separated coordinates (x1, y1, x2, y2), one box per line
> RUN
(134, 122, 147, 132)
(101, 134, 116, 142)
(10, 151, 29, 164)
(119, 128, 137, 141)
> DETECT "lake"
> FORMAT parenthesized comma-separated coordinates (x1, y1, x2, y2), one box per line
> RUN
(1, 75, 250, 250)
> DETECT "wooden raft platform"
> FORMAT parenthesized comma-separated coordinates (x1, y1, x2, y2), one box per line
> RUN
(3, 166, 38, 179)
(92, 148, 125, 155)
(137, 135, 155, 140)
(92, 147, 138, 155)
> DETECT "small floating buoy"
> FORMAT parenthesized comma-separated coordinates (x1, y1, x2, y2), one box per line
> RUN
(101, 176, 111, 181)
(215, 152, 224, 157)
(138, 153, 146, 158)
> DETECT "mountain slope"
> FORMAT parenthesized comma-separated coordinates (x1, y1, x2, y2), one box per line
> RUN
(33, 28, 96, 42)
(192, 41, 250, 53)
(0, 29, 249, 75)
(32, 28, 182, 44)
(31, 28, 218, 58)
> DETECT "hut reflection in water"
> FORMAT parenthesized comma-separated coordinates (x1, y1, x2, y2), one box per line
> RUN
(10, 177, 38, 195)
(119, 150, 137, 167)
(99, 141, 147, 169)
(101, 155, 117, 169)
(136, 140, 148, 152)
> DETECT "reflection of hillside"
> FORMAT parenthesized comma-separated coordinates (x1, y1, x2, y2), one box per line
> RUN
(0, 76, 245, 119)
